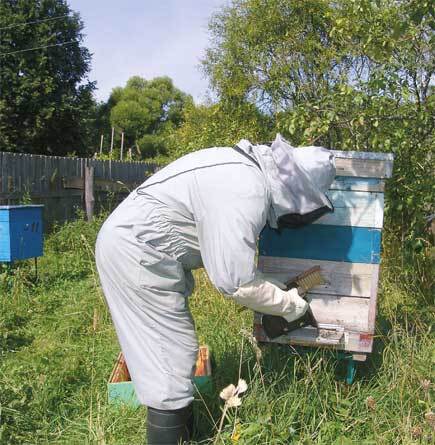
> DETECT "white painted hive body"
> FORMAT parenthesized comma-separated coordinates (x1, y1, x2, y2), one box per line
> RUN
(254, 151, 394, 361)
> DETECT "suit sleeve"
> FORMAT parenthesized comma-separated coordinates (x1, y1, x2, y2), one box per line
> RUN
(193, 166, 268, 295)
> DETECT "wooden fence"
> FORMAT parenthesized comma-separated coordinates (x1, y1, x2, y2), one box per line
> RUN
(0, 151, 158, 229)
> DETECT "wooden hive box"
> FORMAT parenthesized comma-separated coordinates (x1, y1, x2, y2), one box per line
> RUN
(254, 151, 394, 378)
(0, 205, 44, 262)
(108, 345, 213, 407)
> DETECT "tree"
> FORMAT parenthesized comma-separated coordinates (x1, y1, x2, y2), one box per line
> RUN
(107, 76, 192, 158)
(204, 0, 434, 115)
(202, 0, 434, 250)
(203, 0, 343, 110)
(167, 101, 272, 160)
(0, 0, 95, 155)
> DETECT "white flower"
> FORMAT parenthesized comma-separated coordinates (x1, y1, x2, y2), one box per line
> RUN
(237, 379, 247, 394)
(220, 384, 236, 401)
(219, 379, 248, 408)
(226, 395, 242, 408)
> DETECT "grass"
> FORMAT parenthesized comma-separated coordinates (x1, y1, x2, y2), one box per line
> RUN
(0, 215, 433, 444)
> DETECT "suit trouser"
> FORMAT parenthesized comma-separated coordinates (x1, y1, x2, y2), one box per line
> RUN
(95, 198, 198, 410)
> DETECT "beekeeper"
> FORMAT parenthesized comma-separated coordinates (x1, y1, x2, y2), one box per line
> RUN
(95, 133, 335, 444)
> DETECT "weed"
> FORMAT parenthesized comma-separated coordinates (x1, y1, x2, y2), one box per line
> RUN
(0, 218, 433, 444)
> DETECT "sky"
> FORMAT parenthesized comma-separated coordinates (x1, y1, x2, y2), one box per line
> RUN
(68, 0, 226, 103)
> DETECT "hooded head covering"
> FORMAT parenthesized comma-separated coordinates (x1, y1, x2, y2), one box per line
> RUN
(247, 134, 336, 228)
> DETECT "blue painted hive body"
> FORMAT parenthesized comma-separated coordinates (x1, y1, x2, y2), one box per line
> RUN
(254, 150, 394, 365)
(0, 205, 44, 262)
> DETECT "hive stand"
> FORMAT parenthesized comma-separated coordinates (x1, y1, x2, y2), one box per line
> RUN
(254, 151, 394, 383)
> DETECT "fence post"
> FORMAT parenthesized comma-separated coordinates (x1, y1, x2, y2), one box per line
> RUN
(84, 165, 95, 222)
(120, 131, 124, 161)
(110, 127, 114, 158)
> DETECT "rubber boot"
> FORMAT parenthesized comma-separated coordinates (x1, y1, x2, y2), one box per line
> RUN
(146, 404, 193, 444)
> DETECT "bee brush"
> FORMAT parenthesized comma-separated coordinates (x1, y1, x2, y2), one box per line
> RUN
(285, 266, 326, 294)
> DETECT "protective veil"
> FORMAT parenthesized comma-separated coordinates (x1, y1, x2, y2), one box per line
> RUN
(95, 133, 335, 410)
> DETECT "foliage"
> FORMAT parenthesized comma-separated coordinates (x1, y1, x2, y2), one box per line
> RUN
(204, 0, 434, 112)
(0, 0, 96, 156)
(201, 0, 434, 249)
(165, 100, 272, 159)
(0, 217, 433, 444)
(105, 76, 192, 158)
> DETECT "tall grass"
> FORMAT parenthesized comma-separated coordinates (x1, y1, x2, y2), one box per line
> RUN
(0, 216, 433, 444)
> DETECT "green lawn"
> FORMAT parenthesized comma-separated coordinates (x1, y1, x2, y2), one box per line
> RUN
(0, 216, 433, 444)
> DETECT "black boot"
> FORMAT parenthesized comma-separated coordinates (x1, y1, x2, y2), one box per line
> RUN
(146, 404, 193, 444)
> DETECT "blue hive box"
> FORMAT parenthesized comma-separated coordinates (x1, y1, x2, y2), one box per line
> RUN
(0, 205, 44, 262)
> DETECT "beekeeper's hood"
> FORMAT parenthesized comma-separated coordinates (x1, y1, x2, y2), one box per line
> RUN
(240, 133, 336, 229)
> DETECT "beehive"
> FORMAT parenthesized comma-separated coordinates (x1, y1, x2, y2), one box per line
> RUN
(0, 205, 44, 262)
(108, 345, 213, 407)
(254, 151, 394, 371)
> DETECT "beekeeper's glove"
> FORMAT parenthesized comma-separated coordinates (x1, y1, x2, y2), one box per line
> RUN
(232, 276, 308, 322)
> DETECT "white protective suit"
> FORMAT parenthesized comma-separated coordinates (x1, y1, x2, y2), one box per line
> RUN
(95, 134, 335, 410)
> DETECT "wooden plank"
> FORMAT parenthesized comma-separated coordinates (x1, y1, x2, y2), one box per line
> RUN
(35, 155, 43, 195)
(253, 319, 373, 353)
(330, 176, 385, 192)
(254, 320, 340, 349)
(22, 153, 30, 194)
(307, 293, 369, 332)
(316, 190, 384, 228)
(195, 345, 212, 377)
(63, 176, 136, 192)
(0, 190, 83, 199)
(93, 159, 102, 178)
(0, 189, 86, 199)
(14, 154, 21, 193)
(63, 176, 84, 189)
(120, 132, 124, 161)
(59, 157, 68, 194)
(4, 154, 10, 196)
(367, 264, 380, 333)
(334, 157, 393, 179)
(84, 165, 95, 222)
(39, 156, 49, 192)
(48, 159, 58, 192)
(347, 332, 373, 353)
(332, 150, 394, 161)
(255, 297, 370, 335)
(110, 126, 114, 158)
(259, 225, 382, 264)
(258, 257, 374, 298)
(75, 157, 81, 177)
(109, 352, 131, 383)
(10, 154, 17, 194)
(12, 154, 17, 193)
(43, 156, 50, 195)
